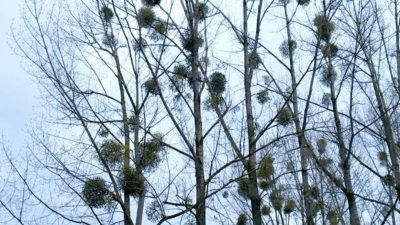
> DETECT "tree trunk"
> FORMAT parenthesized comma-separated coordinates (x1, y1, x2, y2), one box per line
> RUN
(329, 70, 361, 225)
(114, 48, 133, 225)
(242, 0, 262, 224)
(136, 191, 146, 225)
(283, 3, 313, 224)
(191, 2, 206, 224)
(362, 48, 400, 191)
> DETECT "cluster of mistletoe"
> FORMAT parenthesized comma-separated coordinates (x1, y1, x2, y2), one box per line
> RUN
(100, 6, 116, 47)
(234, 153, 297, 224)
(82, 177, 112, 208)
(277, 106, 293, 126)
(138, 134, 166, 171)
(206, 72, 227, 109)
(313, 13, 340, 89)
(137, 0, 169, 44)
(81, 124, 166, 208)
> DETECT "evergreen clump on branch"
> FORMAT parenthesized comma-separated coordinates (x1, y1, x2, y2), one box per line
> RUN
(297, 0, 311, 5)
(137, 7, 156, 28)
(99, 140, 124, 167)
(120, 167, 145, 197)
(277, 107, 292, 126)
(139, 134, 165, 171)
(193, 2, 208, 21)
(101, 6, 114, 23)
(142, 0, 161, 6)
(82, 177, 111, 208)
(313, 14, 335, 41)
(181, 31, 204, 52)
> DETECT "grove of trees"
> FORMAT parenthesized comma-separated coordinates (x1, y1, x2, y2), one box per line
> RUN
(1, 0, 400, 224)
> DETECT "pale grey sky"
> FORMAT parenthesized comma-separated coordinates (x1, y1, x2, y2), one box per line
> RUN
(0, 1, 39, 147)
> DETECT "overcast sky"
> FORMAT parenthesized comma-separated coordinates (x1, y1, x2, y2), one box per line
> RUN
(0, 1, 39, 147)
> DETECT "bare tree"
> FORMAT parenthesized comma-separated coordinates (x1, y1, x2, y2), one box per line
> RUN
(3, 0, 400, 225)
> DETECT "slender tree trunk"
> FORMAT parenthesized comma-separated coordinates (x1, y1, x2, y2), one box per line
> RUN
(114, 48, 133, 225)
(321, 2, 361, 221)
(318, 154, 327, 225)
(395, 0, 400, 90)
(362, 48, 400, 191)
(355, 3, 400, 189)
(96, 5, 134, 224)
(136, 191, 146, 225)
(190, 2, 206, 224)
(329, 66, 361, 225)
(135, 111, 145, 225)
(194, 57, 206, 225)
(389, 3, 400, 218)
(194, 67, 206, 225)
(283, 3, 313, 224)
(242, 0, 262, 224)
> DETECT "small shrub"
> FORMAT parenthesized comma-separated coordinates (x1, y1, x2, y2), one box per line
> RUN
(140, 134, 165, 170)
(249, 51, 261, 69)
(144, 78, 159, 95)
(310, 185, 320, 199)
(205, 96, 224, 110)
(82, 177, 110, 208)
(101, 6, 114, 23)
(99, 140, 124, 167)
(322, 43, 339, 57)
(320, 64, 336, 86)
(237, 213, 247, 225)
(193, 2, 208, 21)
(174, 64, 189, 80)
(209, 72, 227, 96)
(259, 179, 272, 190)
(181, 31, 204, 52)
(237, 177, 250, 199)
(321, 92, 331, 106)
(327, 210, 339, 225)
(258, 155, 274, 179)
(154, 20, 167, 34)
(279, 40, 297, 57)
(222, 191, 229, 198)
(377, 151, 388, 164)
(316, 138, 327, 154)
(269, 189, 283, 210)
(120, 167, 145, 197)
(137, 7, 156, 28)
(277, 107, 292, 126)
(142, 0, 161, 6)
(283, 199, 296, 214)
(382, 174, 394, 186)
(313, 15, 335, 41)
(146, 200, 163, 222)
(257, 90, 270, 104)
(297, 0, 311, 5)
(261, 205, 271, 215)
(103, 33, 116, 47)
